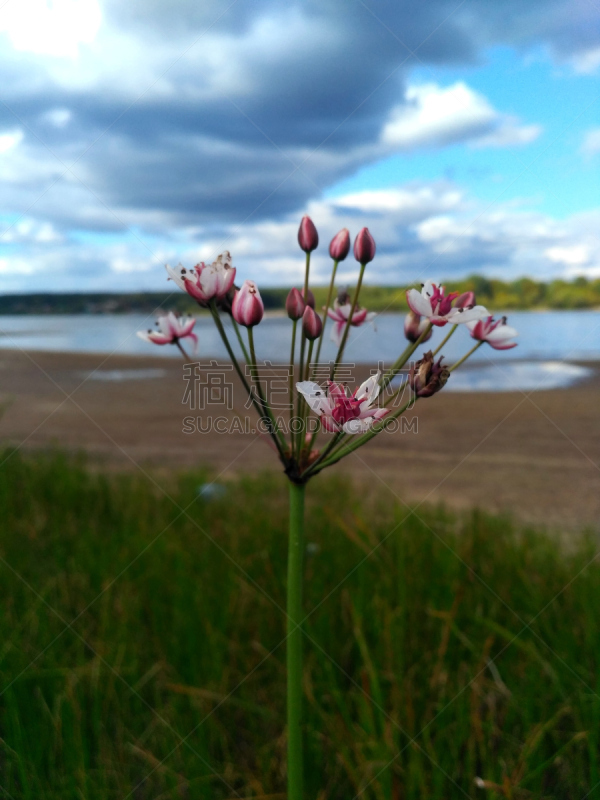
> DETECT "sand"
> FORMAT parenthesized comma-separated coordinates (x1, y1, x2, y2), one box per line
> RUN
(1, 348, 598, 529)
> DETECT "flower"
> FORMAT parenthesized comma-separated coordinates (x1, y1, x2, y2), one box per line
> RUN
(404, 310, 433, 344)
(232, 280, 264, 327)
(302, 306, 323, 340)
(409, 351, 449, 397)
(298, 215, 319, 253)
(137, 312, 197, 350)
(467, 316, 518, 350)
(329, 228, 350, 261)
(166, 252, 236, 304)
(327, 290, 376, 346)
(353, 227, 376, 264)
(296, 372, 389, 434)
(303, 288, 315, 309)
(406, 280, 488, 327)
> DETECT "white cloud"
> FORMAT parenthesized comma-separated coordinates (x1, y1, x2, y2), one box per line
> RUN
(380, 82, 540, 152)
(571, 46, 600, 74)
(0, 130, 24, 154)
(581, 128, 600, 157)
(470, 119, 542, 148)
(545, 245, 590, 266)
(0, 0, 102, 58)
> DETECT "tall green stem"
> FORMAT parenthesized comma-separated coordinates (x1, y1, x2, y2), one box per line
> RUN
(312, 259, 338, 378)
(432, 323, 457, 356)
(450, 340, 483, 371)
(287, 481, 305, 800)
(331, 263, 366, 380)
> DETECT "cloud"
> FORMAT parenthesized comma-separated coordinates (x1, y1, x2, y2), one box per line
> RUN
(0, 0, 595, 294)
(4, 181, 600, 294)
(380, 82, 541, 152)
(581, 128, 600, 157)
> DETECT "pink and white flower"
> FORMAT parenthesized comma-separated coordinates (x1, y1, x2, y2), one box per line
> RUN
(327, 293, 376, 346)
(467, 316, 518, 350)
(137, 312, 198, 350)
(296, 373, 389, 434)
(166, 251, 236, 304)
(406, 280, 488, 327)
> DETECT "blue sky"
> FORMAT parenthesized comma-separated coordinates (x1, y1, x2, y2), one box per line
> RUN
(0, 0, 599, 292)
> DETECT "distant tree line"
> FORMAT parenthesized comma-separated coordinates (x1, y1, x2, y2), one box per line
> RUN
(0, 275, 599, 315)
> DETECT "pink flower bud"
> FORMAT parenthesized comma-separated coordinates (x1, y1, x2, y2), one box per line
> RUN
(302, 306, 323, 340)
(329, 228, 350, 261)
(303, 288, 315, 309)
(404, 310, 433, 344)
(298, 215, 319, 253)
(353, 227, 376, 264)
(286, 287, 305, 320)
(455, 291, 476, 309)
(232, 280, 264, 327)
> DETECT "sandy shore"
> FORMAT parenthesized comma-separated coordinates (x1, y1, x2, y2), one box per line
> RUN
(0, 348, 598, 529)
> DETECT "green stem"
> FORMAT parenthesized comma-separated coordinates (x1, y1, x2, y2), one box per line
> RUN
(231, 317, 251, 363)
(449, 340, 483, 371)
(175, 340, 191, 362)
(311, 259, 338, 378)
(247, 327, 288, 456)
(209, 303, 253, 396)
(287, 481, 305, 800)
(331, 263, 366, 381)
(432, 324, 457, 356)
(289, 320, 298, 450)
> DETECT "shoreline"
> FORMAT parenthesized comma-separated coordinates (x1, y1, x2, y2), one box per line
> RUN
(0, 348, 598, 528)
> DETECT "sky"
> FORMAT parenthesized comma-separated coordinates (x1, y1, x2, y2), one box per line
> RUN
(0, 0, 599, 293)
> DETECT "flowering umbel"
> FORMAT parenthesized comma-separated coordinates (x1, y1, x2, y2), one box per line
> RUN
(409, 351, 450, 397)
(143, 215, 519, 800)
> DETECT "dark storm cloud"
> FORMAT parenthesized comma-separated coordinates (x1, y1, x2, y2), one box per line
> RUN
(0, 0, 598, 236)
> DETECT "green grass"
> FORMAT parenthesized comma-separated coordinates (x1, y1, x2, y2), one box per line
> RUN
(0, 450, 599, 799)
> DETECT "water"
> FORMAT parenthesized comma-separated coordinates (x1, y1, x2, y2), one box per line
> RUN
(0, 310, 597, 391)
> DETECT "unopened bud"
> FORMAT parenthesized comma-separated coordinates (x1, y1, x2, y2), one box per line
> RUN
(353, 227, 376, 264)
(329, 228, 350, 261)
(302, 306, 323, 340)
(298, 215, 319, 253)
(286, 288, 305, 320)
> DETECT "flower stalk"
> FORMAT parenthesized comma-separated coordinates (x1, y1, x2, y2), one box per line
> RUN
(287, 481, 305, 800)
(140, 216, 519, 796)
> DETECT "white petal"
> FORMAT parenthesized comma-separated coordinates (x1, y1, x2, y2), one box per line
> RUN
(343, 418, 373, 434)
(295, 381, 330, 416)
(165, 263, 186, 291)
(355, 372, 380, 407)
(487, 325, 518, 342)
(407, 289, 432, 317)
(446, 305, 489, 324)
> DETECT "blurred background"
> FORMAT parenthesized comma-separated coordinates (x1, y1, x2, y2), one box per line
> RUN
(0, 1, 599, 798)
